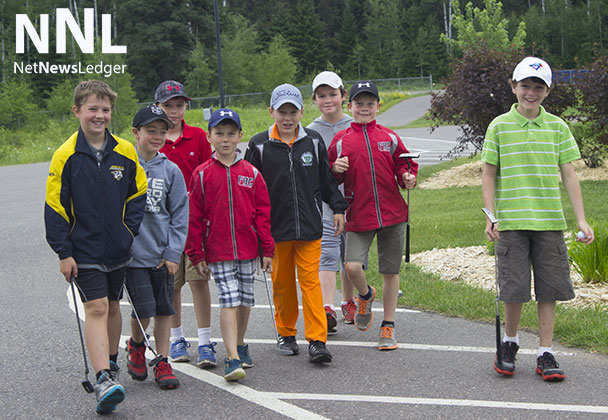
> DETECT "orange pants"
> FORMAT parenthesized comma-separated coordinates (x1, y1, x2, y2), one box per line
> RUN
(272, 239, 327, 342)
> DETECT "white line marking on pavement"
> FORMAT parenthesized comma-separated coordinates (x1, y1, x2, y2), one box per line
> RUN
(399, 136, 459, 144)
(118, 338, 329, 420)
(265, 393, 608, 414)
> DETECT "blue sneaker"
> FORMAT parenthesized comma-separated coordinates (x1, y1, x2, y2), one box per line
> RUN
(237, 344, 253, 368)
(170, 337, 190, 363)
(197, 342, 217, 368)
(224, 358, 245, 381)
(94, 371, 125, 414)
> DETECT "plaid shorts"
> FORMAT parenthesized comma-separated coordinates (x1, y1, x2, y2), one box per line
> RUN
(208, 259, 256, 308)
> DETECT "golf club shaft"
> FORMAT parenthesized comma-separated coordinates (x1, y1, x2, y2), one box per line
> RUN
(405, 160, 412, 262)
(122, 283, 159, 358)
(70, 277, 95, 393)
(494, 237, 502, 365)
(262, 270, 279, 343)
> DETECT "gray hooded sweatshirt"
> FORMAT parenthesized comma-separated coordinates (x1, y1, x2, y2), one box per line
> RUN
(307, 114, 353, 220)
(129, 152, 188, 268)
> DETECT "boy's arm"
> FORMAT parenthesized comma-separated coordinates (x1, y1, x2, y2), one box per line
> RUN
(163, 167, 189, 264)
(560, 163, 594, 244)
(319, 140, 348, 214)
(184, 170, 206, 265)
(124, 158, 147, 237)
(482, 163, 499, 241)
(252, 170, 275, 259)
(327, 137, 345, 184)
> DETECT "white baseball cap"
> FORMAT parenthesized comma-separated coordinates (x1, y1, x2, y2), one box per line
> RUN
(312, 71, 344, 93)
(512, 57, 552, 88)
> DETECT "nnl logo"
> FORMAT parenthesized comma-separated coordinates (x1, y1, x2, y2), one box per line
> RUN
(16, 8, 126, 54)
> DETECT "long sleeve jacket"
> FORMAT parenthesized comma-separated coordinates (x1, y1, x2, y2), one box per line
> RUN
(185, 152, 274, 265)
(328, 120, 419, 232)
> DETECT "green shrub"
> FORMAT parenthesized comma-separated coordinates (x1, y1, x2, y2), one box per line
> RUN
(568, 221, 608, 284)
(571, 122, 608, 168)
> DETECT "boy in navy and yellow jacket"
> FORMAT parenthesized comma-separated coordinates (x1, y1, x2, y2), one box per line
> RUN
(45, 80, 147, 415)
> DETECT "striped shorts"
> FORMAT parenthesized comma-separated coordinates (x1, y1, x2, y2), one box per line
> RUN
(208, 259, 256, 308)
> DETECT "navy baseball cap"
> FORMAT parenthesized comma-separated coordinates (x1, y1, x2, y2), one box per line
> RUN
(132, 105, 174, 129)
(154, 80, 191, 104)
(208, 108, 242, 130)
(349, 80, 380, 102)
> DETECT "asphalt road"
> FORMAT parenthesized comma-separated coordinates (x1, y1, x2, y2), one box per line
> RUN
(2, 97, 607, 419)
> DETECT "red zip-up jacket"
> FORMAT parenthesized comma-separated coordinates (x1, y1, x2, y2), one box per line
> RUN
(185, 152, 274, 265)
(328, 120, 419, 232)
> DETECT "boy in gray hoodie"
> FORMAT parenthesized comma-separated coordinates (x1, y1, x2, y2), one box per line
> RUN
(125, 105, 189, 390)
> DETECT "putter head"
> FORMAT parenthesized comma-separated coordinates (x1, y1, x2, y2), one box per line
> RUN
(399, 153, 420, 159)
(82, 380, 95, 393)
(148, 354, 163, 367)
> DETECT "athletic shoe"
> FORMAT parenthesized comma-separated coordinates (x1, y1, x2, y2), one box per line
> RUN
(94, 371, 125, 414)
(154, 360, 180, 389)
(536, 352, 566, 382)
(237, 344, 253, 368)
(126, 338, 147, 381)
(277, 335, 299, 356)
(325, 305, 338, 335)
(224, 358, 246, 381)
(197, 342, 217, 368)
(377, 325, 398, 351)
(494, 341, 519, 376)
(109, 360, 120, 381)
(170, 337, 190, 363)
(308, 340, 332, 363)
(341, 299, 356, 324)
(354, 286, 376, 331)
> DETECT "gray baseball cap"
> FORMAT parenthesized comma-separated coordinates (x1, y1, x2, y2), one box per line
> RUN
(270, 84, 303, 110)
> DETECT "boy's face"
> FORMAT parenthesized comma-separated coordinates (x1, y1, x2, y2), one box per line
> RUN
(511, 77, 551, 118)
(348, 93, 380, 125)
(72, 94, 112, 140)
(269, 103, 303, 139)
(133, 120, 169, 155)
(313, 86, 346, 118)
(158, 97, 188, 128)
(208, 122, 243, 159)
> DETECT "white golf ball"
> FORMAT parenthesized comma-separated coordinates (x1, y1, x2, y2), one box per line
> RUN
(577, 231, 586, 239)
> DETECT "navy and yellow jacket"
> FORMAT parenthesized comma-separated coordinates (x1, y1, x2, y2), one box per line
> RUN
(45, 128, 148, 266)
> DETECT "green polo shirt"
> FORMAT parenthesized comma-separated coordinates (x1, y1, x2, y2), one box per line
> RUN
(481, 104, 581, 231)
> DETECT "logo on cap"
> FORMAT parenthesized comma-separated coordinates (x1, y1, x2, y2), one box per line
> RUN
(358, 82, 371, 88)
(530, 63, 542, 71)
(150, 106, 163, 115)
(219, 110, 233, 117)
(167, 84, 180, 91)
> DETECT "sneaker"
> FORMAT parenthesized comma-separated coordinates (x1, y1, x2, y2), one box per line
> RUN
(494, 341, 519, 376)
(170, 337, 190, 363)
(354, 286, 376, 331)
(109, 360, 120, 381)
(94, 371, 125, 414)
(277, 335, 299, 356)
(197, 342, 217, 368)
(154, 360, 180, 389)
(224, 358, 246, 381)
(308, 340, 332, 363)
(126, 338, 147, 381)
(237, 344, 253, 368)
(377, 325, 398, 351)
(536, 352, 566, 382)
(341, 299, 356, 324)
(325, 305, 338, 335)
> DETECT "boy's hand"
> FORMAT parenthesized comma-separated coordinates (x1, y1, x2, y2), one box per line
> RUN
(157, 259, 179, 275)
(485, 220, 500, 241)
(332, 156, 349, 174)
(402, 172, 416, 189)
(60, 257, 77, 282)
(577, 221, 595, 244)
(194, 261, 208, 277)
(334, 214, 345, 235)
(261, 257, 273, 273)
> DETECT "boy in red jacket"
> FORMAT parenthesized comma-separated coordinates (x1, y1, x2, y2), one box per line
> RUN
(328, 81, 418, 351)
(185, 108, 274, 381)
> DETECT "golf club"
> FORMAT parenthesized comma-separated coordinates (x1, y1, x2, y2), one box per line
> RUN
(399, 152, 420, 262)
(121, 283, 163, 367)
(482, 207, 503, 369)
(261, 269, 280, 343)
(69, 277, 95, 393)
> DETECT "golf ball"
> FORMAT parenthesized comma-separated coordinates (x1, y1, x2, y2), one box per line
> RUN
(577, 231, 586, 239)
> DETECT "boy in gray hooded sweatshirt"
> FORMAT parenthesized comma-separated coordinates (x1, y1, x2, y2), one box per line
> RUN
(125, 105, 189, 390)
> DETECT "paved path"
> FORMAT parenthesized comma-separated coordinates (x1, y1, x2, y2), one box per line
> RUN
(3, 97, 608, 419)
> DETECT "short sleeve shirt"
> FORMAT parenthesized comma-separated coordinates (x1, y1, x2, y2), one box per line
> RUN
(481, 104, 581, 231)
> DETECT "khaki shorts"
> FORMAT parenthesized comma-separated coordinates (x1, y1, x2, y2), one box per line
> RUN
(174, 253, 210, 289)
(345, 222, 405, 274)
(496, 230, 574, 303)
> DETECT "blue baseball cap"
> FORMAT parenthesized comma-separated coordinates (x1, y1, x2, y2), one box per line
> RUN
(270, 83, 303, 110)
(208, 108, 242, 130)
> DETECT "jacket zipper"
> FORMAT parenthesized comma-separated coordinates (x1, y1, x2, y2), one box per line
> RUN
(227, 166, 238, 260)
(288, 147, 300, 238)
(363, 125, 383, 228)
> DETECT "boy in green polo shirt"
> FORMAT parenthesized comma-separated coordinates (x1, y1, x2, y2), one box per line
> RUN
(481, 57, 595, 382)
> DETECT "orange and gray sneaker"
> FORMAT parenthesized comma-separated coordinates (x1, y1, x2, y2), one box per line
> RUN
(325, 305, 337, 335)
(536, 352, 565, 382)
(377, 324, 398, 351)
(154, 359, 180, 389)
(341, 299, 356, 324)
(354, 286, 376, 331)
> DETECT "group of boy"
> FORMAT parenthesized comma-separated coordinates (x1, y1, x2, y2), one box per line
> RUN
(45, 55, 594, 415)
